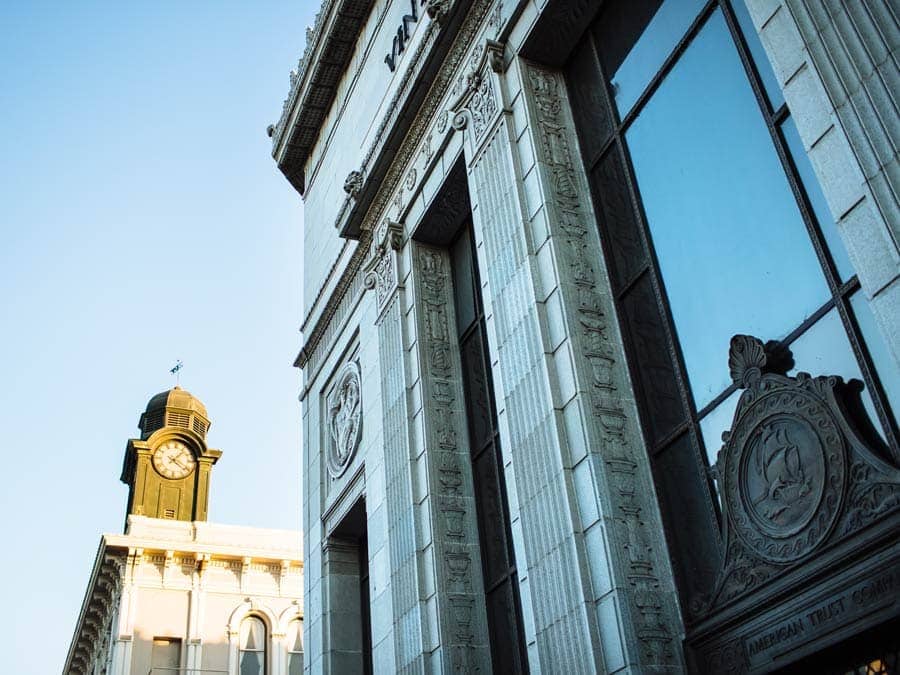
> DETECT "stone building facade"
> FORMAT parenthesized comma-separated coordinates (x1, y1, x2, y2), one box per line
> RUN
(271, 1, 900, 672)
(65, 388, 305, 675)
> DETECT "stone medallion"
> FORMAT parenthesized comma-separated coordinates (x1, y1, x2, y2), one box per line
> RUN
(327, 361, 362, 478)
(723, 386, 846, 563)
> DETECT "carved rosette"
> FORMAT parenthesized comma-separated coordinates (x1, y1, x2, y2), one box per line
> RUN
(702, 335, 900, 611)
(525, 63, 678, 665)
(326, 361, 362, 479)
(363, 220, 403, 318)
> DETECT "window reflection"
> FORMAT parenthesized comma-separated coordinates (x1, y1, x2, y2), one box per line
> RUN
(781, 117, 854, 280)
(625, 10, 830, 409)
(700, 389, 742, 470)
(610, 0, 705, 116)
(788, 309, 885, 440)
(850, 292, 900, 421)
(731, 0, 784, 110)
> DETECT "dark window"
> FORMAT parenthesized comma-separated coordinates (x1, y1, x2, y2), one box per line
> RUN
(565, 0, 899, 625)
(287, 619, 304, 675)
(450, 226, 529, 674)
(239, 617, 266, 675)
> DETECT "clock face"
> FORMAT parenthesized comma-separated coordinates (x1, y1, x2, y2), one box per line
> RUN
(152, 440, 196, 479)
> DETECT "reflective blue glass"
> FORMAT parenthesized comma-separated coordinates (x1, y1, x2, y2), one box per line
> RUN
(732, 0, 784, 110)
(781, 116, 855, 281)
(789, 308, 885, 440)
(611, 0, 706, 117)
(626, 10, 831, 409)
(850, 291, 900, 421)
(700, 389, 741, 469)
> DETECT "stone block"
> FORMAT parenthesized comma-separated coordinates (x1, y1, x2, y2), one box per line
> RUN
(523, 163, 545, 221)
(544, 288, 568, 352)
(838, 197, 900, 297)
(517, 131, 536, 177)
(511, 90, 530, 141)
(595, 593, 626, 673)
(563, 398, 589, 467)
(573, 457, 600, 530)
(783, 64, 833, 149)
(584, 522, 613, 600)
(808, 125, 866, 219)
(744, 0, 781, 28)
(419, 544, 436, 599)
(529, 205, 551, 251)
(370, 584, 393, 646)
(534, 238, 559, 302)
(373, 635, 395, 675)
(759, 4, 805, 86)
(508, 0, 538, 54)
(553, 342, 579, 408)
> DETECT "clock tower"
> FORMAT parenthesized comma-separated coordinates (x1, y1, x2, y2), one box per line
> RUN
(120, 386, 221, 523)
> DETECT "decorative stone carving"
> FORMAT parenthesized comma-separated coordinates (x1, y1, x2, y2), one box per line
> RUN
(415, 244, 488, 663)
(363, 220, 403, 317)
(426, 0, 452, 25)
(436, 110, 449, 134)
(343, 170, 363, 199)
(526, 63, 678, 665)
(326, 361, 362, 478)
(488, 2, 504, 37)
(469, 75, 497, 140)
(699, 335, 900, 610)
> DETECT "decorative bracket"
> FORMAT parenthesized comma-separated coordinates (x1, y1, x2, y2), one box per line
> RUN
(363, 219, 404, 319)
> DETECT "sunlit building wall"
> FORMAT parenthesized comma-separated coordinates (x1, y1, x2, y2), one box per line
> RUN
(272, 0, 900, 672)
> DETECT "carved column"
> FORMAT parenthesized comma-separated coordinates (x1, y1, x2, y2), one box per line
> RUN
(452, 44, 683, 669)
(412, 243, 492, 673)
(452, 43, 602, 670)
(524, 61, 683, 671)
(363, 220, 425, 671)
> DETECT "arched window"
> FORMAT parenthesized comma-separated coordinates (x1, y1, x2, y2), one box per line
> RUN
(239, 616, 266, 675)
(286, 619, 303, 675)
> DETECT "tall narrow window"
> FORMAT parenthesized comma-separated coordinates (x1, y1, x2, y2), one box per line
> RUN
(287, 618, 304, 675)
(239, 616, 266, 675)
(450, 225, 529, 674)
(565, 0, 899, 628)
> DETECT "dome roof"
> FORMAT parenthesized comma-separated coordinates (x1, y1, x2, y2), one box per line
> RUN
(139, 386, 211, 440)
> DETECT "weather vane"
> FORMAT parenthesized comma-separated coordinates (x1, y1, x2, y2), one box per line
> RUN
(170, 360, 183, 385)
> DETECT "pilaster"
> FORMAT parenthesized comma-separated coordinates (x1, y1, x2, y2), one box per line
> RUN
(453, 42, 602, 671)
(410, 242, 492, 673)
(364, 220, 426, 671)
(517, 60, 683, 673)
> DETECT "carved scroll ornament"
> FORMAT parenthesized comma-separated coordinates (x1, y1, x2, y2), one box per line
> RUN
(326, 361, 362, 478)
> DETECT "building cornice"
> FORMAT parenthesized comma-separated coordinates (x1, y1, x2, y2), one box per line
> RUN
(294, 0, 496, 373)
(271, 0, 375, 196)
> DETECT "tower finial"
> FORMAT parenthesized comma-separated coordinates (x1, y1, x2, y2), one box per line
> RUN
(169, 360, 183, 385)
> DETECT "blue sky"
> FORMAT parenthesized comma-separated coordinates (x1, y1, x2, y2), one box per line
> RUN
(0, 2, 318, 671)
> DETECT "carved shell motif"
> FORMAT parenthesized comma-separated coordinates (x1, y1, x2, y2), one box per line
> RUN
(728, 334, 767, 387)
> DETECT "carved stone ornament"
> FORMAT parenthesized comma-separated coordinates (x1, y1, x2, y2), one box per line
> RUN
(363, 220, 403, 316)
(343, 170, 363, 199)
(699, 335, 900, 611)
(326, 361, 362, 479)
